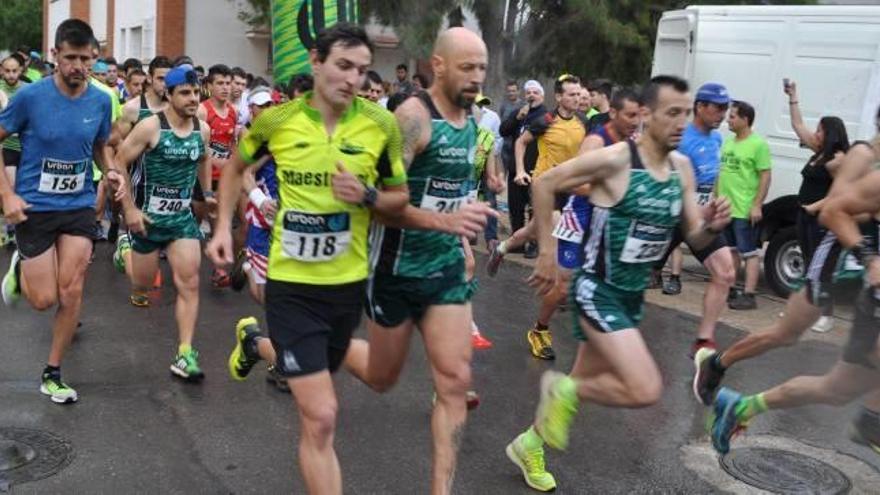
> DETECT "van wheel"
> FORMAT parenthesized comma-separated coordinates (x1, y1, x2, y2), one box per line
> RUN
(764, 226, 803, 298)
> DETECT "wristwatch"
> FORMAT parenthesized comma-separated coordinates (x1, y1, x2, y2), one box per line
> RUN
(361, 186, 378, 207)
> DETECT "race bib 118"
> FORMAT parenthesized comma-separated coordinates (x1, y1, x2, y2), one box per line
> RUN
(280, 210, 351, 262)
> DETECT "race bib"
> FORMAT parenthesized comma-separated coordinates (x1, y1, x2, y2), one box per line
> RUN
(280, 210, 351, 262)
(619, 220, 672, 263)
(38, 158, 88, 194)
(696, 184, 714, 206)
(420, 177, 470, 213)
(147, 185, 192, 216)
(552, 209, 584, 244)
(208, 141, 231, 160)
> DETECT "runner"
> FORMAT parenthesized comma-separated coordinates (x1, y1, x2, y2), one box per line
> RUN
(1, 55, 28, 246)
(709, 163, 880, 456)
(113, 66, 211, 381)
(503, 76, 730, 492)
(205, 24, 415, 494)
(0, 19, 126, 404)
(342, 27, 496, 495)
(197, 64, 237, 288)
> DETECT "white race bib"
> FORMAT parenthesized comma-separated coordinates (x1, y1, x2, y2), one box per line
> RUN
(420, 177, 470, 213)
(38, 158, 87, 194)
(696, 184, 714, 207)
(280, 210, 351, 262)
(147, 185, 192, 216)
(552, 209, 584, 244)
(208, 142, 231, 160)
(619, 220, 672, 263)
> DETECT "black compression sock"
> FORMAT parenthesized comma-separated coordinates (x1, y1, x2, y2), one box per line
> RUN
(42, 365, 61, 379)
(535, 322, 549, 331)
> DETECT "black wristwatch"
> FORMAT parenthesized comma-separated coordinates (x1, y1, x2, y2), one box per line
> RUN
(361, 186, 378, 207)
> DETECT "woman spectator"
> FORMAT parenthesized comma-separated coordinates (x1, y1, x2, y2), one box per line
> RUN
(784, 80, 849, 332)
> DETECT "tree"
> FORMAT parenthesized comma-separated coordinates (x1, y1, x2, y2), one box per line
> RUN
(0, 0, 42, 53)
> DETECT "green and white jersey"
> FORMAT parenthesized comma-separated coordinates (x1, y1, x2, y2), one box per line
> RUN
(0, 80, 27, 152)
(372, 93, 478, 277)
(137, 112, 204, 230)
(581, 140, 683, 292)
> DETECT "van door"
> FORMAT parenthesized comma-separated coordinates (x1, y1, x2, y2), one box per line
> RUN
(652, 10, 697, 79)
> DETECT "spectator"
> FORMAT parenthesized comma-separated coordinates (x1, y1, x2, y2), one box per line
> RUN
(286, 73, 314, 100)
(499, 80, 522, 122)
(413, 73, 429, 91)
(394, 63, 413, 95)
(475, 93, 503, 249)
(785, 79, 850, 332)
(587, 79, 612, 130)
(499, 79, 547, 254)
(717, 100, 772, 310)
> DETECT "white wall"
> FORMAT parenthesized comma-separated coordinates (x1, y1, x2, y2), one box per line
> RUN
(47, 0, 71, 56)
(185, 0, 271, 78)
(90, 0, 107, 45)
(114, 0, 156, 63)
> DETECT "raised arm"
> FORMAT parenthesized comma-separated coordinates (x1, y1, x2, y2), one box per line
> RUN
(785, 81, 820, 153)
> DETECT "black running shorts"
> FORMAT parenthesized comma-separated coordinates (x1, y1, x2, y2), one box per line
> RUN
(14, 208, 96, 259)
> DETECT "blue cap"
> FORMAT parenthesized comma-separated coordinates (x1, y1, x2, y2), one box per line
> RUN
(165, 66, 199, 90)
(92, 61, 108, 73)
(695, 82, 730, 105)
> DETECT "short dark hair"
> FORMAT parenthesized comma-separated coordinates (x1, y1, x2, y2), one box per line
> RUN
(5, 54, 24, 68)
(127, 68, 147, 81)
(148, 55, 173, 75)
(588, 79, 613, 100)
(315, 23, 373, 63)
(555, 75, 581, 94)
(396, 63, 408, 72)
(231, 67, 247, 80)
(172, 55, 193, 67)
(506, 80, 518, 88)
(54, 19, 96, 50)
(640, 75, 689, 110)
(194, 65, 205, 74)
(121, 57, 141, 73)
(207, 64, 232, 83)
(366, 70, 382, 85)
(610, 88, 641, 111)
(288, 73, 314, 99)
(16, 45, 30, 55)
(731, 100, 756, 127)
(413, 73, 429, 88)
(104, 57, 118, 67)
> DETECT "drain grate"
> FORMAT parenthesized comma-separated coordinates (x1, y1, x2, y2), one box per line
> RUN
(0, 427, 74, 491)
(720, 447, 851, 495)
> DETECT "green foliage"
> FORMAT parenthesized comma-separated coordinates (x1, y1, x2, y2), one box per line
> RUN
(0, 0, 43, 53)
(236, 0, 272, 29)
(360, 0, 468, 58)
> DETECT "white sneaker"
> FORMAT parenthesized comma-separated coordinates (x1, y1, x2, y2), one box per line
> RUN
(811, 315, 834, 333)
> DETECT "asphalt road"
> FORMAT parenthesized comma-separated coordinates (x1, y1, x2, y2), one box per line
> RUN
(1, 244, 878, 494)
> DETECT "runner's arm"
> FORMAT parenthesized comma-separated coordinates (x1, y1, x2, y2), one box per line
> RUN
(110, 99, 138, 146)
(819, 170, 880, 251)
(113, 117, 157, 210)
(677, 156, 731, 249)
(577, 133, 604, 155)
(514, 130, 534, 179)
(827, 143, 876, 196)
(199, 124, 213, 196)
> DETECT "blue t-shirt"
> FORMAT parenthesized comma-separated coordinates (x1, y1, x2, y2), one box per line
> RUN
(0, 77, 112, 212)
(678, 123, 723, 187)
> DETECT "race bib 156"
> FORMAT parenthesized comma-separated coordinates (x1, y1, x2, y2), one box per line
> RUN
(38, 158, 88, 194)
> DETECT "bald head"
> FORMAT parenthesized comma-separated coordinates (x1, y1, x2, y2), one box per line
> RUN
(434, 27, 486, 59)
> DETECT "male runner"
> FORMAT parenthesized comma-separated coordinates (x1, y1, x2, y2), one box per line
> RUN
(198, 64, 237, 288)
(504, 76, 730, 492)
(710, 165, 880, 455)
(0, 19, 126, 404)
(489, 75, 587, 359)
(341, 27, 496, 495)
(700, 133, 880, 452)
(1, 55, 28, 245)
(206, 24, 416, 494)
(655, 82, 736, 354)
(114, 66, 211, 381)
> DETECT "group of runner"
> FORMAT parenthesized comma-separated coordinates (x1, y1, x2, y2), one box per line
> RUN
(0, 17, 877, 495)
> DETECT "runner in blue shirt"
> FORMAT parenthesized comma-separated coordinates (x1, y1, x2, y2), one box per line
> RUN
(0, 19, 126, 404)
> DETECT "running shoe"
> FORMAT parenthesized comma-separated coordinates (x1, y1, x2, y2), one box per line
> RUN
(471, 325, 493, 350)
(265, 365, 290, 392)
(689, 338, 717, 359)
(662, 275, 682, 295)
(810, 315, 834, 333)
(849, 407, 880, 455)
(524, 241, 538, 259)
(130, 292, 150, 308)
(527, 329, 556, 360)
(230, 250, 248, 292)
(171, 347, 205, 382)
(40, 374, 78, 404)
(229, 317, 262, 381)
(728, 292, 757, 310)
(505, 433, 557, 492)
(2, 249, 21, 306)
(113, 233, 131, 274)
(211, 268, 231, 288)
(534, 371, 578, 450)
(710, 387, 745, 455)
(693, 347, 724, 406)
(486, 243, 505, 277)
(466, 390, 480, 410)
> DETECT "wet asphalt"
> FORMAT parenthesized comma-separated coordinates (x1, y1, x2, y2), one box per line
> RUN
(1, 244, 878, 494)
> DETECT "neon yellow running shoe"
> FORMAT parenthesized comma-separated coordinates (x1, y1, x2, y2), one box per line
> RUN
(535, 370, 578, 450)
(505, 433, 557, 492)
(229, 317, 263, 381)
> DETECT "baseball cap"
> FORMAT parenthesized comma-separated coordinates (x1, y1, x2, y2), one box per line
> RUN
(92, 61, 108, 74)
(695, 82, 730, 105)
(475, 94, 491, 107)
(165, 66, 199, 90)
(248, 87, 273, 106)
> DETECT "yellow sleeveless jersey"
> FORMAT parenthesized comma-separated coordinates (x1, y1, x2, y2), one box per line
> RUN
(239, 93, 407, 285)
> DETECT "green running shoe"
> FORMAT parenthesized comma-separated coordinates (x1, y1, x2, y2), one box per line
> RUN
(535, 371, 578, 451)
(229, 317, 262, 381)
(505, 433, 557, 492)
(2, 249, 21, 307)
(40, 374, 78, 404)
(171, 347, 204, 382)
(113, 233, 131, 273)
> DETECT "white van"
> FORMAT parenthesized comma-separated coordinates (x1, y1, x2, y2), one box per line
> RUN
(652, 5, 880, 295)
